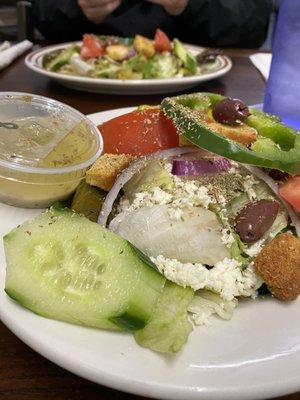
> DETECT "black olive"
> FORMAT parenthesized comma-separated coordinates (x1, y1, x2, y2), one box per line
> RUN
(212, 97, 251, 125)
(257, 283, 271, 296)
(235, 199, 280, 244)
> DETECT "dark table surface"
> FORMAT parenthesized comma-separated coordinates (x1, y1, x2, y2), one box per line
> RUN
(0, 49, 299, 400)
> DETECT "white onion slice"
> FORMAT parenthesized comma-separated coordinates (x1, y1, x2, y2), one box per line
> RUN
(243, 165, 300, 238)
(97, 146, 199, 226)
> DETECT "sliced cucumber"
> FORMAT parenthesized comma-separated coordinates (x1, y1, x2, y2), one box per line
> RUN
(173, 39, 197, 74)
(134, 281, 193, 353)
(4, 208, 165, 331)
(46, 46, 79, 72)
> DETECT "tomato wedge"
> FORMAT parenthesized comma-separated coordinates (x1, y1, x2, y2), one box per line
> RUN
(154, 29, 172, 52)
(99, 108, 179, 156)
(81, 34, 104, 59)
(279, 176, 300, 211)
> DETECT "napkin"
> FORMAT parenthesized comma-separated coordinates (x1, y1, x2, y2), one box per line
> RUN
(249, 53, 272, 80)
(0, 40, 33, 71)
(0, 41, 11, 52)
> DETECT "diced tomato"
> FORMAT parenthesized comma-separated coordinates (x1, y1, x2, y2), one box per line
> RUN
(279, 176, 300, 211)
(99, 108, 179, 156)
(154, 29, 172, 52)
(81, 34, 104, 59)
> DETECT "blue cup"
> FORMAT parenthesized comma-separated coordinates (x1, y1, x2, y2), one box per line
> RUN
(263, 0, 300, 129)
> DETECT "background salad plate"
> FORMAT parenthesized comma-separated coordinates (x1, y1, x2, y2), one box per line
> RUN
(25, 43, 232, 95)
(0, 107, 299, 400)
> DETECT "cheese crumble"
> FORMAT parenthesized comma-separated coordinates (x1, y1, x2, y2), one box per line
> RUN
(151, 255, 262, 301)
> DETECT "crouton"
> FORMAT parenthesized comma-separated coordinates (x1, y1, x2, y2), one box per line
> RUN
(134, 35, 155, 58)
(86, 153, 135, 191)
(254, 233, 300, 301)
(106, 44, 130, 61)
(206, 120, 257, 147)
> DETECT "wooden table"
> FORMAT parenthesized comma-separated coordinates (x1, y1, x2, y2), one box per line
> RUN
(0, 49, 299, 400)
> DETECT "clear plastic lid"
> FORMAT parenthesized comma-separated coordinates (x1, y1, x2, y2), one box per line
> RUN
(0, 92, 103, 174)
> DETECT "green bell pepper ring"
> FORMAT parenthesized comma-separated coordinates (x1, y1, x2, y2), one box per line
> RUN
(161, 93, 300, 175)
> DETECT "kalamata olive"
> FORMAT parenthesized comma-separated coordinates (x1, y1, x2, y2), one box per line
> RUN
(235, 199, 280, 244)
(212, 97, 251, 125)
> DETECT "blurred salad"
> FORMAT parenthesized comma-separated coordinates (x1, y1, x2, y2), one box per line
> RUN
(42, 30, 218, 80)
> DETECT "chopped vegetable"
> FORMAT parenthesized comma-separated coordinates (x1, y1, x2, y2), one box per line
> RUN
(134, 281, 193, 353)
(279, 176, 300, 211)
(154, 28, 172, 52)
(71, 181, 106, 222)
(99, 108, 179, 156)
(4, 207, 165, 331)
(171, 157, 231, 176)
(173, 39, 197, 74)
(161, 92, 300, 174)
(81, 34, 104, 59)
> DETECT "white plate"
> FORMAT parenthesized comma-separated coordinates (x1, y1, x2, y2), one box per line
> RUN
(25, 43, 232, 95)
(1, 108, 300, 400)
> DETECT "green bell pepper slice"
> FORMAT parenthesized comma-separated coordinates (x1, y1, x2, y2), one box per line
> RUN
(161, 92, 300, 175)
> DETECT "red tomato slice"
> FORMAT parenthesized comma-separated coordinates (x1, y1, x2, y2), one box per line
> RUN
(154, 29, 172, 52)
(279, 176, 300, 211)
(81, 34, 104, 59)
(99, 108, 179, 156)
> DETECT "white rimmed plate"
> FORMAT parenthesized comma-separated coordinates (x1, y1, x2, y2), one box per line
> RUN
(25, 43, 232, 95)
(0, 107, 300, 400)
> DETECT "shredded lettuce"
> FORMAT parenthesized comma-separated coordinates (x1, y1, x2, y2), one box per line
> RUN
(188, 289, 237, 326)
(134, 281, 193, 353)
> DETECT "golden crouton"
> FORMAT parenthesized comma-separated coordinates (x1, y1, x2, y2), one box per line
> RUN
(86, 153, 135, 191)
(206, 120, 257, 147)
(254, 233, 300, 301)
(106, 44, 129, 61)
(134, 35, 155, 58)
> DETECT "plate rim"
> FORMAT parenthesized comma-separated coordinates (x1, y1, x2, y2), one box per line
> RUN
(0, 107, 299, 400)
(25, 42, 232, 87)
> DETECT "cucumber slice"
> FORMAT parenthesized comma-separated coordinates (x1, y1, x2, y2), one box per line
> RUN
(46, 46, 79, 72)
(134, 281, 194, 353)
(4, 208, 165, 331)
(173, 39, 197, 74)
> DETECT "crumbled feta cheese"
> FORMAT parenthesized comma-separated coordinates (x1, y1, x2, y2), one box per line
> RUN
(209, 258, 261, 300)
(152, 187, 172, 204)
(221, 228, 235, 247)
(228, 167, 237, 174)
(243, 175, 259, 200)
(244, 238, 265, 257)
(196, 186, 213, 208)
(120, 174, 214, 216)
(151, 254, 209, 290)
(162, 161, 173, 174)
(151, 255, 262, 301)
(217, 193, 227, 207)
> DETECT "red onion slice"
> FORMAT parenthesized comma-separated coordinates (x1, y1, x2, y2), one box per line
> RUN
(242, 165, 300, 238)
(172, 157, 231, 176)
(97, 146, 199, 226)
(125, 47, 136, 60)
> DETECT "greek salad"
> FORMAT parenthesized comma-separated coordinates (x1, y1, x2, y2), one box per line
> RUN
(3, 93, 300, 354)
(42, 30, 218, 80)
